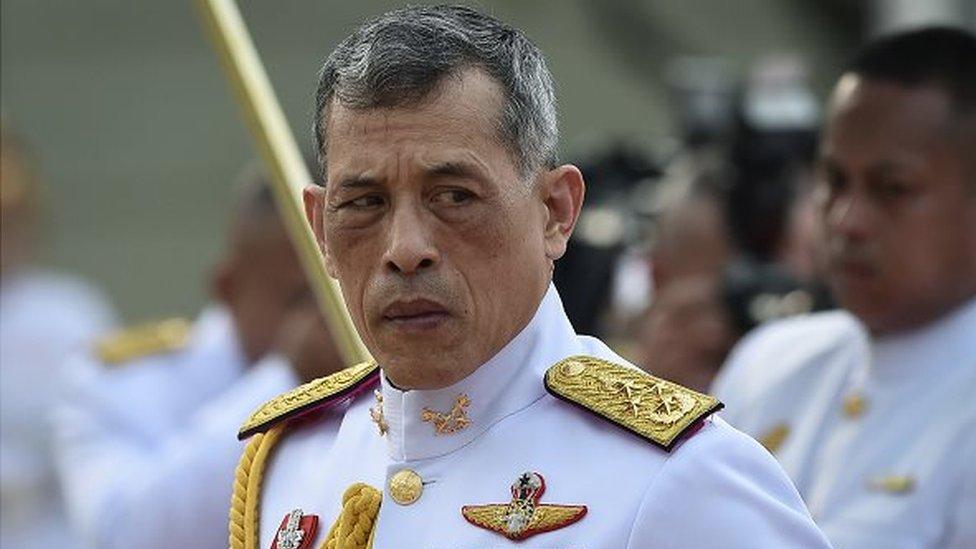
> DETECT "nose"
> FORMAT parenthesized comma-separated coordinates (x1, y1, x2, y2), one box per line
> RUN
(826, 190, 874, 241)
(384, 204, 439, 275)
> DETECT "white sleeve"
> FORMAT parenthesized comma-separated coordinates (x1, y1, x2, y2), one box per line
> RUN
(626, 419, 832, 548)
(53, 354, 298, 549)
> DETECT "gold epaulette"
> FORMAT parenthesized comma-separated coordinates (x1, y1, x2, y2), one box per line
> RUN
(238, 360, 380, 440)
(95, 318, 191, 365)
(545, 355, 723, 451)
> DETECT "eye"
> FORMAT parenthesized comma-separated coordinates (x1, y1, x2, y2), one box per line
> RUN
(823, 168, 847, 193)
(343, 194, 385, 210)
(879, 180, 913, 199)
(431, 188, 475, 206)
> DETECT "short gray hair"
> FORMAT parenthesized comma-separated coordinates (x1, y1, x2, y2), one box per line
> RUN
(313, 5, 559, 178)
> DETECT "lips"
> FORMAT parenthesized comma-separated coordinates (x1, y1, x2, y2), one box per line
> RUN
(830, 257, 877, 280)
(382, 298, 450, 331)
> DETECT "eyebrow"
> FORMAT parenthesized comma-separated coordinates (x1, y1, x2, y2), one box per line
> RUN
(333, 175, 381, 189)
(819, 154, 921, 176)
(424, 160, 489, 186)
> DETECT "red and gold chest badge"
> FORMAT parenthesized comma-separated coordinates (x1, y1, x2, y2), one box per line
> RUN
(271, 509, 318, 549)
(461, 471, 586, 541)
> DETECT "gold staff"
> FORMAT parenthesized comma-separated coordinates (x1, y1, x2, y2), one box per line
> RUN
(195, 0, 370, 365)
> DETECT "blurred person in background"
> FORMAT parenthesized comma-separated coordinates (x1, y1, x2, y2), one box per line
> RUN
(0, 123, 117, 549)
(52, 165, 344, 548)
(637, 149, 740, 392)
(712, 27, 976, 548)
(636, 58, 831, 392)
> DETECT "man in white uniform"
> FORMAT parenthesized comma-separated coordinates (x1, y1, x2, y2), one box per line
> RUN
(1, 125, 116, 549)
(229, 6, 831, 548)
(53, 172, 342, 548)
(712, 27, 976, 549)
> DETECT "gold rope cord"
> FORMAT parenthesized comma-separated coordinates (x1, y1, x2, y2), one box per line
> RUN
(321, 483, 382, 549)
(228, 425, 286, 549)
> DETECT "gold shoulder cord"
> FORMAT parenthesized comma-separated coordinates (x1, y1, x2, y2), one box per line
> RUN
(229, 425, 285, 549)
(229, 426, 381, 549)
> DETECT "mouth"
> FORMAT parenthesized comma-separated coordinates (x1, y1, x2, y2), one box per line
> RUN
(381, 298, 451, 332)
(830, 257, 878, 281)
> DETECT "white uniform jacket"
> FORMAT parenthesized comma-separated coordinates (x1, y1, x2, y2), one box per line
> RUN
(713, 297, 976, 549)
(242, 286, 830, 548)
(1, 270, 116, 549)
(54, 307, 300, 548)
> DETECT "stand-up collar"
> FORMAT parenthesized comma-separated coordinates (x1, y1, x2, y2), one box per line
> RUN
(380, 284, 582, 462)
(870, 295, 976, 381)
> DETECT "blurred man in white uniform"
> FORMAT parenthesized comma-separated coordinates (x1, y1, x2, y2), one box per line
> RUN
(713, 27, 976, 549)
(53, 168, 343, 548)
(1, 125, 117, 549)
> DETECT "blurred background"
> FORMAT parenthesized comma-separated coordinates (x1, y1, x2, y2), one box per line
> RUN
(3, 0, 971, 322)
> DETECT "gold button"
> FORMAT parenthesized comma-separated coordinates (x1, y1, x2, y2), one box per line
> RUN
(843, 393, 867, 418)
(388, 469, 423, 505)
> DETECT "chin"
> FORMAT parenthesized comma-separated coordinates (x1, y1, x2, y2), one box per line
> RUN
(381, 355, 461, 390)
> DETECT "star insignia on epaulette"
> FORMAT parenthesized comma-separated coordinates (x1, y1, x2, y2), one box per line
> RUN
(462, 471, 586, 541)
(544, 355, 723, 451)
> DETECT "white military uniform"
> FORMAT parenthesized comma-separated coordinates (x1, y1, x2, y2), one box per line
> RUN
(54, 306, 300, 549)
(1, 270, 115, 549)
(712, 297, 976, 549)
(240, 286, 829, 548)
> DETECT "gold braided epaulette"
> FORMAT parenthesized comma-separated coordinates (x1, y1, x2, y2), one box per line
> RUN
(95, 318, 191, 366)
(238, 360, 380, 440)
(545, 355, 723, 452)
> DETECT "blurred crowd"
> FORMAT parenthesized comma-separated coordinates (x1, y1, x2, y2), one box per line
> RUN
(1, 8, 975, 549)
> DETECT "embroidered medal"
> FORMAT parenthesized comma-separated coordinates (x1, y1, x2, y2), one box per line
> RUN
(461, 471, 586, 541)
(421, 393, 471, 435)
(271, 509, 318, 549)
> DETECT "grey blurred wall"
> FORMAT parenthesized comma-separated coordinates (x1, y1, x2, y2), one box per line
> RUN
(1, 0, 847, 322)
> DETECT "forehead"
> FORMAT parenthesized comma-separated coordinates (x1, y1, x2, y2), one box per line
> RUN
(823, 75, 956, 162)
(323, 70, 511, 180)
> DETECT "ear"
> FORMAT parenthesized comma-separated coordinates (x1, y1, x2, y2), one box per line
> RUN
(540, 164, 585, 261)
(209, 258, 235, 306)
(303, 185, 339, 278)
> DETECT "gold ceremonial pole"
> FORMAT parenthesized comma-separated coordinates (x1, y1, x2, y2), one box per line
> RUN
(195, 0, 370, 365)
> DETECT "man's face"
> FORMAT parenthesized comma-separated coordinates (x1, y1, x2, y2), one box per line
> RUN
(816, 75, 976, 334)
(306, 70, 580, 389)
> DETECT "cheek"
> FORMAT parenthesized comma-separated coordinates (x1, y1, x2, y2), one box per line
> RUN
(882, 209, 968, 289)
(324, 227, 377, 311)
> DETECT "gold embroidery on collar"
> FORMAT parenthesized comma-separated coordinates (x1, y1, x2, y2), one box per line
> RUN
(421, 394, 471, 435)
(369, 390, 388, 436)
(758, 423, 790, 453)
